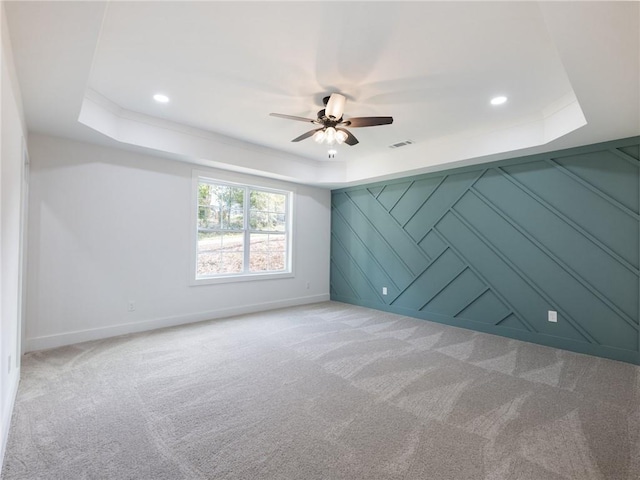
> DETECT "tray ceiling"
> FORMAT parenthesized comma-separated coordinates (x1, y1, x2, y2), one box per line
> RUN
(5, 1, 639, 186)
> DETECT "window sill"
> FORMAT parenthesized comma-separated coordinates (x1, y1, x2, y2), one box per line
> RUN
(190, 271, 294, 286)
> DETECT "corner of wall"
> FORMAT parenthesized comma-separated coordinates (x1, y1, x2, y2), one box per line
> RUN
(0, 0, 27, 470)
(1, 2, 26, 132)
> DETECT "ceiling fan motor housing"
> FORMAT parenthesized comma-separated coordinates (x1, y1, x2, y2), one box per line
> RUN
(269, 92, 393, 147)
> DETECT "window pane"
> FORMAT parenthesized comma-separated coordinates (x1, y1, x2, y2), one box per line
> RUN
(198, 206, 219, 229)
(228, 206, 244, 229)
(220, 253, 243, 274)
(249, 233, 286, 272)
(198, 183, 213, 206)
(270, 213, 286, 232)
(222, 232, 244, 251)
(202, 184, 244, 231)
(271, 234, 286, 273)
(196, 179, 290, 280)
(249, 233, 269, 271)
(273, 195, 286, 213)
(249, 190, 287, 231)
(197, 232, 244, 276)
(249, 210, 269, 230)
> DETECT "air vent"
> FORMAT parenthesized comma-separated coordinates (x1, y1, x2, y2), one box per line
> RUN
(389, 140, 415, 149)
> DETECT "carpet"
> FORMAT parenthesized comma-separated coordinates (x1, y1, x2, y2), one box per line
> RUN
(2, 301, 639, 479)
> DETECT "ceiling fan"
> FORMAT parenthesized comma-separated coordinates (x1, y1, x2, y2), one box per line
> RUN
(269, 93, 393, 146)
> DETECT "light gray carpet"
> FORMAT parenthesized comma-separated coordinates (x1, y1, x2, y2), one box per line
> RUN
(2, 301, 639, 479)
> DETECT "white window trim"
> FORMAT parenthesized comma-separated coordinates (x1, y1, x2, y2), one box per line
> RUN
(190, 169, 295, 286)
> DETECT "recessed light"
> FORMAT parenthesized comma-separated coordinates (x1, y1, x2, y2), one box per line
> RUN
(490, 96, 507, 106)
(153, 94, 170, 103)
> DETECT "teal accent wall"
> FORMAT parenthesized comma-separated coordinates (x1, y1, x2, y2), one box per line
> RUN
(331, 137, 640, 365)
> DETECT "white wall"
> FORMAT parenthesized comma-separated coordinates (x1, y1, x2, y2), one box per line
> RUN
(0, 2, 27, 468)
(25, 134, 331, 351)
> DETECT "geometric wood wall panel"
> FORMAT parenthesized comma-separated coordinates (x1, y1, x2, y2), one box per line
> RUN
(331, 137, 640, 364)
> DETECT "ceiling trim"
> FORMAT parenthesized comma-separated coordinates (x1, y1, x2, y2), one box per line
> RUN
(79, 88, 340, 185)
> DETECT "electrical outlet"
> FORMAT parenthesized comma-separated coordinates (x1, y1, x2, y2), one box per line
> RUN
(306, 281, 310, 290)
(548, 310, 557, 323)
(382, 287, 388, 295)
(128, 301, 136, 312)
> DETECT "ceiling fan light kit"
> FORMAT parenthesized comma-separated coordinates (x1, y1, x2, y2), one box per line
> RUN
(270, 92, 393, 148)
(314, 127, 349, 145)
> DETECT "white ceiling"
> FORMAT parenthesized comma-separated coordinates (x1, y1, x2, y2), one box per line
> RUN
(4, 1, 639, 187)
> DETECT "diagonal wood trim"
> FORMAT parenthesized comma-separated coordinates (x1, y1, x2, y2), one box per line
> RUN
(610, 148, 640, 166)
(333, 197, 405, 289)
(388, 247, 450, 305)
(496, 167, 640, 275)
(330, 259, 361, 300)
(331, 231, 385, 302)
(347, 190, 430, 269)
(401, 175, 447, 228)
(470, 187, 638, 331)
(370, 186, 432, 262)
(418, 266, 469, 311)
(452, 286, 491, 319)
(545, 158, 640, 219)
(495, 311, 517, 326)
(449, 208, 599, 344)
(331, 211, 396, 296)
(415, 170, 488, 244)
(431, 227, 536, 333)
(387, 180, 414, 214)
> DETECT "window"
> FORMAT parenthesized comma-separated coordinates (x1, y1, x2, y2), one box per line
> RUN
(194, 175, 292, 282)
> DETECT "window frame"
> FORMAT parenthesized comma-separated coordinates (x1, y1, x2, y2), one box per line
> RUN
(191, 170, 295, 286)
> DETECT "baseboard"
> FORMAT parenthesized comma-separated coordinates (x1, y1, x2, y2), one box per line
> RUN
(331, 296, 640, 366)
(1, 367, 20, 473)
(25, 294, 330, 352)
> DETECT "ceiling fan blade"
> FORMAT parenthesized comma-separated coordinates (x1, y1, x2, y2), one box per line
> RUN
(291, 128, 322, 142)
(344, 116, 394, 128)
(337, 128, 359, 146)
(269, 113, 317, 123)
(325, 93, 346, 119)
